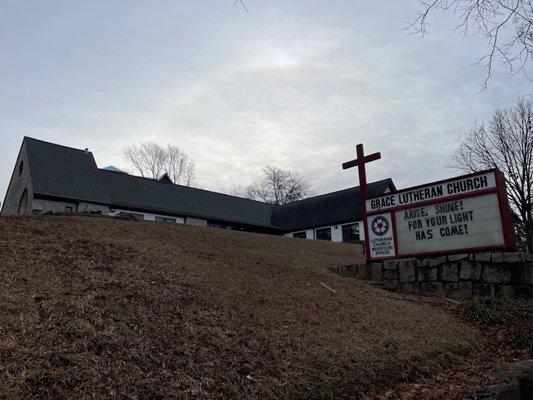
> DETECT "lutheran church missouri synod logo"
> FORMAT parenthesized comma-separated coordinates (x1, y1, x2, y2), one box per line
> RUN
(371, 216, 389, 236)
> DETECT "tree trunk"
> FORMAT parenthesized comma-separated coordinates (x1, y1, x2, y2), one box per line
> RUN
(527, 220, 533, 254)
(525, 205, 533, 254)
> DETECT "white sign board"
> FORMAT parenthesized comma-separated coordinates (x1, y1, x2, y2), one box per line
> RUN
(395, 194, 504, 255)
(363, 170, 515, 260)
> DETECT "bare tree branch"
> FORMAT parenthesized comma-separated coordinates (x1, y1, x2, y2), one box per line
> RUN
(246, 166, 313, 205)
(449, 97, 533, 251)
(123, 142, 196, 186)
(233, 0, 249, 13)
(227, 184, 254, 199)
(123, 142, 166, 179)
(410, 0, 533, 89)
(165, 145, 195, 185)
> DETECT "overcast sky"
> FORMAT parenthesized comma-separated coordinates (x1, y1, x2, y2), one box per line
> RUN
(0, 1, 529, 201)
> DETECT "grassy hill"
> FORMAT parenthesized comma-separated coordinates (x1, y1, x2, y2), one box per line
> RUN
(0, 216, 482, 399)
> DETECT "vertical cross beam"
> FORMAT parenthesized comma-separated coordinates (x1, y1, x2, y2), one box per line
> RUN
(342, 143, 381, 259)
(356, 144, 368, 213)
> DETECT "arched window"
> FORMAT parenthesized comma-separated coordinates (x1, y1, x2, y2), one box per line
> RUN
(17, 189, 28, 215)
(18, 161, 23, 176)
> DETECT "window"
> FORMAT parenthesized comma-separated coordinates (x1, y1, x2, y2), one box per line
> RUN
(315, 227, 332, 241)
(292, 231, 307, 239)
(65, 206, 73, 213)
(342, 223, 360, 242)
(18, 161, 23, 176)
(155, 216, 176, 223)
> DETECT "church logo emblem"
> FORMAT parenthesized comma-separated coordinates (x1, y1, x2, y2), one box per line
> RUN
(371, 216, 389, 236)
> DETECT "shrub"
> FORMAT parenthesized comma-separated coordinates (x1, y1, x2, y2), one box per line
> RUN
(466, 297, 508, 325)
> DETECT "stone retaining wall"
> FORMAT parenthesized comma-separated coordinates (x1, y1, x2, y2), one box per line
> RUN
(332, 252, 533, 299)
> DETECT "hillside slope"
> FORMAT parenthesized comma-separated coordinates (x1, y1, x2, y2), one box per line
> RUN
(0, 216, 482, 399)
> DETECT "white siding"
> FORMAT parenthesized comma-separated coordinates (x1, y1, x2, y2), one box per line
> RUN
(33, 199, 78, 213)
(359, 222, 365, 240)
(109, 208, 185, 224)
(331, 225, 343, 242)
(33, 201, 185, 224)
(185, 217, 207, 226)
(78, 202, 110, 214)
(284, 229, 314, 239)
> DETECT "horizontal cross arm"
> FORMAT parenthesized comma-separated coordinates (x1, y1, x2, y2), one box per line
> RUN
(342, 152, 381, 170)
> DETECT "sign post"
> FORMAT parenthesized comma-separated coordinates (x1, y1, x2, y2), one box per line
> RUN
(342, 143, 381, 258)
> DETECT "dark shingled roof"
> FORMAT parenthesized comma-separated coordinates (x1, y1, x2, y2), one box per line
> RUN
(22, 137, 394, 232)
(271, 179, 395, 232)
(100, 170, 276, 228)
(25, 137, 110, 204)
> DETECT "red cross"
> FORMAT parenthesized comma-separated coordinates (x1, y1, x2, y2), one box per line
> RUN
(342, 143, 381, 257)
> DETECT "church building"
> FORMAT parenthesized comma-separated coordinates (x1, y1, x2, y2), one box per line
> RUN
(1, 137, 395, 243)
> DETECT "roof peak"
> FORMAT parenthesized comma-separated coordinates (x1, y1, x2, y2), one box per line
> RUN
(102, 165, 125, 173)
(24, 136, 93, 155)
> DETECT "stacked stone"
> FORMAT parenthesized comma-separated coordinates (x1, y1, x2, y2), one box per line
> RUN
(334, 252, 533, 300)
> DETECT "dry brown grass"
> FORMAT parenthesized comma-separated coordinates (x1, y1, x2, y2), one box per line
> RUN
(0, 215, 483, 399)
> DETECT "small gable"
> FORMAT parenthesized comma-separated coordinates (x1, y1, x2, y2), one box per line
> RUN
(158, 173, 173, 184)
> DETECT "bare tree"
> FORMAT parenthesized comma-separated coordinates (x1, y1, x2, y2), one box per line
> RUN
(165, 145, 196, 185)
(247, 166, 312, 205)
(227, 184, 254, 199)
(123, 142, 166, 179)
(411, 0, 533, 89)
(450, 98, 533, 252)
(123, 142, 196, 186)
(183, 159, 195, 186)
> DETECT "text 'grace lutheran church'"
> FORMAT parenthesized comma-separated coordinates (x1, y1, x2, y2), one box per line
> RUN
(368, 175, 491, 210)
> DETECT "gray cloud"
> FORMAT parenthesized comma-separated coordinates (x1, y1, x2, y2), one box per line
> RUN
(0, 1, 528, 202)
